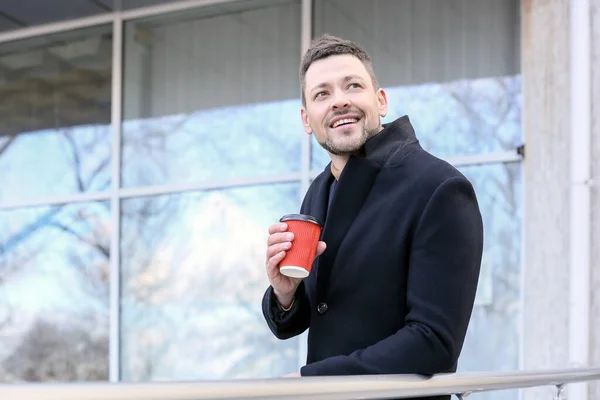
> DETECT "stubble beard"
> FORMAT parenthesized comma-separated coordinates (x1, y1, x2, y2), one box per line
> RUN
(318, 123, 380, 156)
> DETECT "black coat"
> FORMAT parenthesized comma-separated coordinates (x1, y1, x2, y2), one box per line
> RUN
(262, 116, 483, 400)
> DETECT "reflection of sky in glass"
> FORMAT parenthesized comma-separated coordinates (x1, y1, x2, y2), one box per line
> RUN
(121, 99, 304, 187)
(0, 202, 109, 313)
(0, 75, 521, 201)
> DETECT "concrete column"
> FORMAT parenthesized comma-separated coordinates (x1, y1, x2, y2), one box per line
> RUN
(523, 0, 599, 398)
(521, 0, 571, 398)
(590, 1, 600, 399)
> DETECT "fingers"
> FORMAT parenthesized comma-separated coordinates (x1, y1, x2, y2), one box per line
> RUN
(266, 223, 294, 277)
(268, 222, 287, 235)
(266, 241, 292, 260)
(267, 231, 294, 246)
(266, 249, 287, 277)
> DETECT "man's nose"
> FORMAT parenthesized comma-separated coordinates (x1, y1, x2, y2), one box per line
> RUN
(330, 92, 351, 110)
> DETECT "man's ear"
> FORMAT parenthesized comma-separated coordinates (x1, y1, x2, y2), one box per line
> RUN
(301, 107, 312, 134)
(377, 88, 388, 118)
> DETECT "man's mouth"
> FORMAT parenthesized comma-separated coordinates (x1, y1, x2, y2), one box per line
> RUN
(330, 117, 360, 129)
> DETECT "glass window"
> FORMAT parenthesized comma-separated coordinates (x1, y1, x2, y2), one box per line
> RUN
(120, 183, 301, 381)
(310, 0, 521, 170)
(0, 202, 110, 382)
(0, 26, 113, 202)
(121, 0, 302, 188)
(457, 162, 522, 400)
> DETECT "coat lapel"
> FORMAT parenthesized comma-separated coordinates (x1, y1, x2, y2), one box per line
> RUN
(306, 170, 333, 231)
(316, 156, 381, 303)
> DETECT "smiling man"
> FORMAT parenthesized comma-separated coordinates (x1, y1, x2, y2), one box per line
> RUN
(300, 51, 387, 179)
(262, 34, 484, 400)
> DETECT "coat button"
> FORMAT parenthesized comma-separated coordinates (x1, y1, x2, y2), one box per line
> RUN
(317, 302, 328, 314)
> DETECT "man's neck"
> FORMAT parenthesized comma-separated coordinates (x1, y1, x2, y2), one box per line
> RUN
(329, 155, 347, 180)
(328, 126, 384, 179)
(329, 147, 365, 179)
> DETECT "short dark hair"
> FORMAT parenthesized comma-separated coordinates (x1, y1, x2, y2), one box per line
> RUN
(299, 34, 379, 105)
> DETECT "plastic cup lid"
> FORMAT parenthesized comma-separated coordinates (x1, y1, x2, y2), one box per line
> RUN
(280, 213, 321, 226)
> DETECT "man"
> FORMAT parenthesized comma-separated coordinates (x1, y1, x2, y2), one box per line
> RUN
(261, 34, 483, 399)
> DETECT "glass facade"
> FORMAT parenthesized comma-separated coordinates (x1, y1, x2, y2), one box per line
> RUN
(0, 1, 522, 398)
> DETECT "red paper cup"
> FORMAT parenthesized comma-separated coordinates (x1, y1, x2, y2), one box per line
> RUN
(279, 214, 322, 279)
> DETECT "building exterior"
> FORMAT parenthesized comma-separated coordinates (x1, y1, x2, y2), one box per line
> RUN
(0, 1, 597, 399)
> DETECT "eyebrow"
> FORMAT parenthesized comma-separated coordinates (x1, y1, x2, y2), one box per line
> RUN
(310, 75, 366, 94)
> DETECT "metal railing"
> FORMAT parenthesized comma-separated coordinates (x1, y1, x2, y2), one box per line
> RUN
(1, 367, 599, 399)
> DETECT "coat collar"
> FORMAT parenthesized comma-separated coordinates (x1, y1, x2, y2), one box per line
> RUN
(315, 115, 418, 182)
(307, 114, 417, 230)
(363, 115, 417, 166)
(310, 115, 418, 301)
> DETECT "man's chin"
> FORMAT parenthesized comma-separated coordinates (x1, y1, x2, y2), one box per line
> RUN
(325, 142, 365, 156)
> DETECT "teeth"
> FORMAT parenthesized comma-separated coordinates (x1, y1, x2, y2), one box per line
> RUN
(332, 118, 358, 128)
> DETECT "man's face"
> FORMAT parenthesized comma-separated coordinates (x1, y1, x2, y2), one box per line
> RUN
(301, 54, 388, 157)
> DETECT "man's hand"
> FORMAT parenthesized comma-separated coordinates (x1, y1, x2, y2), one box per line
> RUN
(265, 222, 326, 308)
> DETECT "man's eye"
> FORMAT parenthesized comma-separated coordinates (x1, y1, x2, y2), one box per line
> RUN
(348, 83, 361, 89)
(315, 91, 327, 98)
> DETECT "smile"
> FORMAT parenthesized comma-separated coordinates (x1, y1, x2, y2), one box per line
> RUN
(331, 117, 360, 128)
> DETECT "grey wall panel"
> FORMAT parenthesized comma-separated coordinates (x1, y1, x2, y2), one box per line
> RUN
(313, 0, 520, 89)
(124, 1, 301, 119)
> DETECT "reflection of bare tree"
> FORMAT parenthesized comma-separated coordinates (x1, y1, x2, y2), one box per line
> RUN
(0, 126, 110, 282)
(448, 78, 521, 304)
(448, 78, 520, 150)
(0, 137, 16, 156)
(0, 126, 111, 382)
(122, 103, 302, 187)
(120, 189, 299, 381)
(443, 77, 522, 378)
(63, 129, 111, 192)
(114, 105, 303, 380)
(1, 106, 299, 382)
(2, 319, 108, 382)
